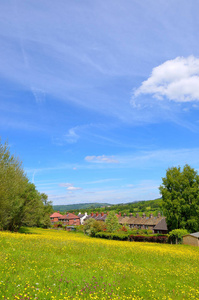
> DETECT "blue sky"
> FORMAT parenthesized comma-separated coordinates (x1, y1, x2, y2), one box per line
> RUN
(1, 0, 199, 205)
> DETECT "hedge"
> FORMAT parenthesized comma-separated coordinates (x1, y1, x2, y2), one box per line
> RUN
(129, 235, 168, 243)
(95, 232, 129, 240)
(95, 232, 168, 243)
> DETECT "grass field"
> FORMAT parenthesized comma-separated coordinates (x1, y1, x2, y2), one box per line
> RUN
(0, 228, 199, 300)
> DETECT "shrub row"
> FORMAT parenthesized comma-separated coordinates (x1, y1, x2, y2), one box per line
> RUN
(129, 235, 168, 243)
(95, 232, 168, 243)
(95, 232, 129, 240)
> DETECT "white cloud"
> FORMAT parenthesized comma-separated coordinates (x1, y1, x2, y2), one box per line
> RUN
(67, 186, 82, 191)
(59, 183, 73, 187)
(64, 128, 79, 144)
(59, 182, 82, 191)
(134, 56, 199, 103)
(85, 155, 119, 164)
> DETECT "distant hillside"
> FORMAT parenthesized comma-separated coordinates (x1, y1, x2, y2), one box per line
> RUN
(53, 198, 163, 216)
(104, 198, 163, 216)
(53, 203, 112, 212)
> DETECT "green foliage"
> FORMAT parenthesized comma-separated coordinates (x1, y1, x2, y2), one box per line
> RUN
(84, 219, 106, 237)
(89, 220, 106, 237)
(83, 218, 96, 235)
(169, 229, 189, 244)
(160, 164, 199, 232)
(0, 139, 53, 231)
(95, 231, 129, 240)
(52, 199, 162, 218)
(105, 211, 120, 233)
(129, 235, 168, 243)
(129, 228, 153, 235)
(53, 203, 111, 212)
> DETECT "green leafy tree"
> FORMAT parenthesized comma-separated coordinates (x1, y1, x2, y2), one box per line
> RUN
(169, 229, 189, 244)
(40, 193, 53, 228)
(0, 139, 52, 231)
(83, 218, 96, 235)
(83, 219, 106, 236)
(159, 164, 199, 232)
(0, 140, 27, 230)
(105, 211, 120, 233)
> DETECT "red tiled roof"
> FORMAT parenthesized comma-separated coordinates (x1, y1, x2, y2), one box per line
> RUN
(61, 213, 80, 220)
(50, 212, 63, 218)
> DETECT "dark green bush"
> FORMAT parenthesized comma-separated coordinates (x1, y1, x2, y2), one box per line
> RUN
(129, 235, 168, 243)
(95, 232, 129, 240)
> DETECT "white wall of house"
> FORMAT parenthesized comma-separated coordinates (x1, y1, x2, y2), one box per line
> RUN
(78, 212, 88, 225)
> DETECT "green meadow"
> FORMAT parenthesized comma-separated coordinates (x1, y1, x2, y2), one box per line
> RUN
(0, 228, 199, 300)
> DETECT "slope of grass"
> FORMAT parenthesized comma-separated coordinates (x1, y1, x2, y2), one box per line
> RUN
(0, 228, 199, 299)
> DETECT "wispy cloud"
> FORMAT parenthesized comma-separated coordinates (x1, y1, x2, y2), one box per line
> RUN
(85, 155, 119, 164)
(48, 179, 161, 205)
(85, 178, 122, 184)
(133, 56, 199, 103)
(64, 128, 79, 144)
(59, 183, 73, 187)
(59, 182, 82, 191)
(67, 186, 82, 191)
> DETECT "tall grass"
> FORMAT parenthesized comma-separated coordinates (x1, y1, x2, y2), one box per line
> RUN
(0, 228, 199, 299)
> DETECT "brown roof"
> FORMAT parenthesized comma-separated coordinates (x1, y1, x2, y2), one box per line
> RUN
(118, 216, 130, 224)
(50, 212, 63, 218)
(66, 213, 80, 219)
(130, 216, 144, 225)
(59, 213, 79, 220)
(126, 214, 164, 227)
(153, 218, 168, 231)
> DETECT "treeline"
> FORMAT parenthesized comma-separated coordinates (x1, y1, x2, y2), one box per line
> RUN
(0, 140, 53, 231)
(58, 198, 163, 216)
(53, 202, 111, 212)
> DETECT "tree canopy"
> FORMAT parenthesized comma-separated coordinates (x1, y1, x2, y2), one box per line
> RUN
(159, 164, 199, 232)
(105, 211, 120, 232)
(0, 139, 53, 231)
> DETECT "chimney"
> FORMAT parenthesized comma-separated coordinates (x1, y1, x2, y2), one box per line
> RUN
(157, 212, 161, 218)
(91, 212, 93, 217)
(149, 213, 153, 218)
(136, 213, 139, 218)
(101, 212, 104, 217)
(119, 212, 121, 217)
(129, 213, 132, 217)
(142, 213, 146, 218)
(96, 212, 98, 217)
(124, 213, 126, 217)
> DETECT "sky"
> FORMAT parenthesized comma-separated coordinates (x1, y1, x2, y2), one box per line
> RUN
(1, 0, 199, 205)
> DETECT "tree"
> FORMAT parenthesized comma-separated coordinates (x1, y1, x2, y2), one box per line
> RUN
(0, 140, 27, 230)
(0, 139, 53, 231)
(105, 211, 120, 232)
(83, 218, 96, 235)
(169, 229, 189, 244)
(40, 193, 53, 228)
(159, 164, 199, 232)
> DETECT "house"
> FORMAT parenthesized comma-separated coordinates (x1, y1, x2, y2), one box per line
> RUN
(78, 212, 88, 225)
(153, 218, 168, 234)
(84, 212, 108, 222)
(50, 212, 80, 226)
(50, 212, 63, 224)
(119, 212, 168, 234)
(79, 211, 168, 234)
(58, 213, 80, 226)
(183, 232, 199, 247)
